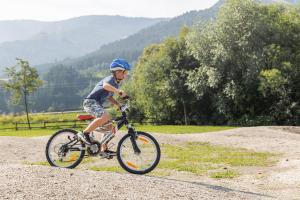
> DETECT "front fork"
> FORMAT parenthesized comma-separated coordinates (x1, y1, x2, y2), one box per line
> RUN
(128, 127, 141, 154)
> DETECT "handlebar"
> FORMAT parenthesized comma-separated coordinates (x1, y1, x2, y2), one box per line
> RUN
(122, 95, 130, 100)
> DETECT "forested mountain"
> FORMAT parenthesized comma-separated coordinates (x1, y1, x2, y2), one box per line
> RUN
(37, 1, 224, 75)
(40, 0, 300, 74)
(0, 16, 164, 73)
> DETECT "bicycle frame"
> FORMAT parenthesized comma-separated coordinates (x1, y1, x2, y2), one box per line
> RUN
(99, 104, 141, 154)
(64, 101, 141, 154)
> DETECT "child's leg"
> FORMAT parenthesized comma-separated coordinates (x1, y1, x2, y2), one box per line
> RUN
(79, 99, 109, 145)
(84, 113, 110, 133)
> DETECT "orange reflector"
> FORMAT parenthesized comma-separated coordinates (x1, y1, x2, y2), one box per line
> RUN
(69, 154, 77, 161)
(127, 162, 138, 169)
(138, 136, 149, 144)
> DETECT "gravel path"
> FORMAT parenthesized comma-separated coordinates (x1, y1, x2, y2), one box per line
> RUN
(0, 126, 300, 199)
(0, 164, 275, 200)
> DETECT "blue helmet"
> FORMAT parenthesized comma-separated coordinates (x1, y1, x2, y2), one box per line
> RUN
(110, 59, 131, 72)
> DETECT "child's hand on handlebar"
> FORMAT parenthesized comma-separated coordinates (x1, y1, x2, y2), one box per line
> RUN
(118, 90, 128, 98)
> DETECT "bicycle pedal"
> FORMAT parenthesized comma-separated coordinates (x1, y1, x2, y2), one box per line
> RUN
(99, 151, 116, 159)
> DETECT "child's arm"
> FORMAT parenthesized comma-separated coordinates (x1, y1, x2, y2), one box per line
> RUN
(107, 96, 121, 109)
(103, 82, 127, 97)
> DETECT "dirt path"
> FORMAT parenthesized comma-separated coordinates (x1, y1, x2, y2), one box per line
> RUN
(0, 126, 300, 199)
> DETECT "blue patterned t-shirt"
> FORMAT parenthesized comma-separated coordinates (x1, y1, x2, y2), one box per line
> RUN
(86, 75, 119, 105)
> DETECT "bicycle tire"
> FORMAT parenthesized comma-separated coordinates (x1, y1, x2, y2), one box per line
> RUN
(45, 129, 85, 169)
(117, 131, 161, 174)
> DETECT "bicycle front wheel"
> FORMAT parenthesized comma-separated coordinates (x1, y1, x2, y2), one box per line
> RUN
(117, 131, 160, 174)
(45, 129, 85, 169)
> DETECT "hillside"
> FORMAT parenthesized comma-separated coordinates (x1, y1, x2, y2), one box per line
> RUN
(36, 1, 224, 74)
(0, 16, 164, 72)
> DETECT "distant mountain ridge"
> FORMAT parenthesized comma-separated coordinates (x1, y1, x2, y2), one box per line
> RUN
(0, 15, 165, 73)
(39, 1, 223, 74)
(49, 0, 300, 75)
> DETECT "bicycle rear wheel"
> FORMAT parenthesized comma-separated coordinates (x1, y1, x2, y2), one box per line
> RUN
(45, 129, 85, 169)
(117, 131, 160, 174)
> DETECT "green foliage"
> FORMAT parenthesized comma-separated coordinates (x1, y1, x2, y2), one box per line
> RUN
(125, 27, 202, 124)
(1, 59, 43, 128)
(31, 64, 90, 111)
(259, 68, 287, 96)
(123, 0, 300, 125)
(185, 0, 300, 125)
(1, 58, 43, 105)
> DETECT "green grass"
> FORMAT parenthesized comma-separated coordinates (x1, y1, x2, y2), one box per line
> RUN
(23, 161, 50, 166)
(89, 166, 124, 173)
(0, 124, 236, 137)
(157, 142, 277, 178)
(0, 112, 85, 124)
(210, 170, 239, 179)
(131, 125, 237, 134)
(0, 129, 56, 137)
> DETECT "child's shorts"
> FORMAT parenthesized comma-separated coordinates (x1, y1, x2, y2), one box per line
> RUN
(83, 99, 105, 118)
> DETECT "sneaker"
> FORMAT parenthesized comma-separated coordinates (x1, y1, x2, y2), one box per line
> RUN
(77, 131, 92, 145)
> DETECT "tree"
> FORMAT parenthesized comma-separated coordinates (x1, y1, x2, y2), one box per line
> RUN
(1, 58, 43, 129)
(123, 0, 300, 125)
(186, 0, 300, 125)
(34, 64, 89, 111)
(0, 90, 8, 114)
(124, 27, 200, 124)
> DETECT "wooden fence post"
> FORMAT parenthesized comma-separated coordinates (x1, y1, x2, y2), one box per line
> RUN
(43, 122, 46, 129)
(15, 122, 18, 131)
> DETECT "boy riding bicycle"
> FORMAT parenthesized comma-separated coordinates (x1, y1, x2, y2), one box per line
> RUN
(77, 58, 130, 153)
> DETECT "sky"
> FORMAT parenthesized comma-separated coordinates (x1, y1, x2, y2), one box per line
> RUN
(0, 0, 219, 21)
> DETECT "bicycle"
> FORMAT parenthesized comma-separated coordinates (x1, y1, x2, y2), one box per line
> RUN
(45, 97, 161, 175)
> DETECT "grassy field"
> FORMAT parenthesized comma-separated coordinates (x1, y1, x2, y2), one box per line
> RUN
(0, 112, 85, 124)
(0, 125, 237, 137)
(0, 112, 237, 135)
(133, 125, 236, 134)
(0, 112, 87, 130)
(0, 129, 57, 137)
(0, 112, 237, 136)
